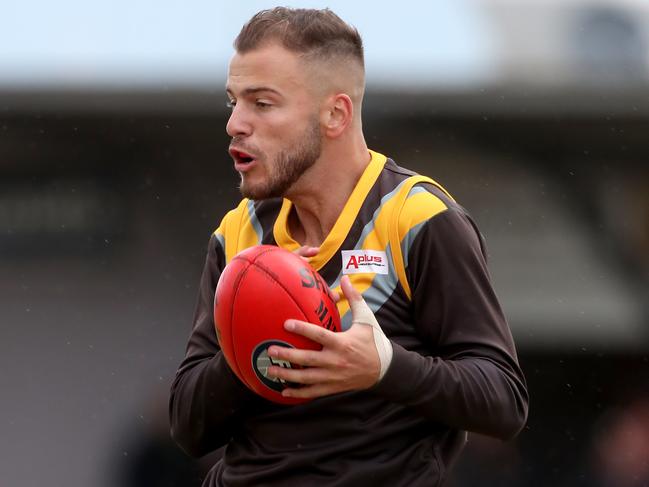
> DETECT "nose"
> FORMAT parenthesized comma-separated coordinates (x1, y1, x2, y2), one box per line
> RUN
(226, 104, 252, 138)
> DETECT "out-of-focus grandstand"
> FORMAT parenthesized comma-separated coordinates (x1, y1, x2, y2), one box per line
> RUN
(1, 1, 647, 486)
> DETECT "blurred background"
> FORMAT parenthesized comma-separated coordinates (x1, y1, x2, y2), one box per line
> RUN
(1, 0, 648, 486)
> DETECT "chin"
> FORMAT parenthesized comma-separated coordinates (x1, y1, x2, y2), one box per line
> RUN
(240, 181, 287, 200)
(240, 180, 272, 200)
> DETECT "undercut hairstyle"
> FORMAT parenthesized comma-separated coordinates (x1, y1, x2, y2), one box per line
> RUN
(234, 7, 364, 70)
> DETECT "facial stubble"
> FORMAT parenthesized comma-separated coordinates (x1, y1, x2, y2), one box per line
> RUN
(239, 117, 322, 200)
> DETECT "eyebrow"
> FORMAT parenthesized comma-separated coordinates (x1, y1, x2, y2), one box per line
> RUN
(226, 86, 283, 97)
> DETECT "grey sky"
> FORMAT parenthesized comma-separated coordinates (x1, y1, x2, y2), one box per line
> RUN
(0, 0, 495, 88)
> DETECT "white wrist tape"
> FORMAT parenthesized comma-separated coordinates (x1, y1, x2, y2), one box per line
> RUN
(350, 299, 393, 381)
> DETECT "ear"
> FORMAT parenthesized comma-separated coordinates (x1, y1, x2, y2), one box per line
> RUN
(322, 93, 353, 139)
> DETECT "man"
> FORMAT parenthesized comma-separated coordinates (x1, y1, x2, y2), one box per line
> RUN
(170, 7, 528, 486)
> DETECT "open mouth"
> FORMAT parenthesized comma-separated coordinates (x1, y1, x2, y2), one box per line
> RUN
(230, 148, 256, 165)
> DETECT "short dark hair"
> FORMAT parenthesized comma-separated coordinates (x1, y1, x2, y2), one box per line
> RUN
(234, 7, 364, 68)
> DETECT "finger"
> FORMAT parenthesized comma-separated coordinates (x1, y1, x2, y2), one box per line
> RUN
(340, 275, 369, 318)
(266, 364, 331, 385)
(340, 275, 361, 302)
(294, 245, 320, 260)
(267, 345, 326, 367)
(284, 319, 337, 347)
(330, 289, 341, 303)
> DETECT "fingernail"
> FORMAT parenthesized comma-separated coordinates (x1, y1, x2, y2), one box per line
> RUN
(267, 346, 277, 357)
(284, 320, 296, 331)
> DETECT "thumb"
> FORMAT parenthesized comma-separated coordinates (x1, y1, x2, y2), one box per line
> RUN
(340, 275, 374, 327)
(340, 275, 365, 313)
(340, 275, 393, 381)
(294, 245, 320, 260)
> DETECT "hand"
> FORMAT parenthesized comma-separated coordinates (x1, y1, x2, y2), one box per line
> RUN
(266, 275, 388, 399)
(294, 245, 319, 260)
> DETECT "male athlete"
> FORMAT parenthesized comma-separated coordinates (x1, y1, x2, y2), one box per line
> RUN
(170, 8, 528, 486)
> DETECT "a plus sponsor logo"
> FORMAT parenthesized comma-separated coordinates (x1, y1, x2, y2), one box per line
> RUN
(341, 250, 388, 275)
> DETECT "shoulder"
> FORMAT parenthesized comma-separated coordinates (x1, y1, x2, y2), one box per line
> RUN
(379, 157, 460, 236)
(213, 198, 283, 237)
(398, 182, 456, 235)
(213, 199, 248, 243)
(382, 155, 484, 253)
(212, 197, 283, 262)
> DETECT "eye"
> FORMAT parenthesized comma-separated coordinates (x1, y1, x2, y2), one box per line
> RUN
(226, 99, 236, 109)
(256, 100, 272, 109)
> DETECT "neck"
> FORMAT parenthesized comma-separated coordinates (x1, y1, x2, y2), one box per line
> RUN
(286, 136, 370, 247)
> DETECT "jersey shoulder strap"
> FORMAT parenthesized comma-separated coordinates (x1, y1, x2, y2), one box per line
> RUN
(389, 175, 455, 300)
(214, 199, 262, 264)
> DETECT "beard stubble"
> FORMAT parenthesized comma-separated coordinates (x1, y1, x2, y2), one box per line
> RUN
(238, 117, 322, 200)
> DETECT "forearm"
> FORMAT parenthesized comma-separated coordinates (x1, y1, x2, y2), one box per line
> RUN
(373, 342, 528, 439)
(169, 231, 256, 456)
(170, 351, 255, 456)
(386, 203, 528, 439)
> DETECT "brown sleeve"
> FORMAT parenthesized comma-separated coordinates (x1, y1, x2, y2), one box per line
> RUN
(372, 208, 529, 440)
(169, 233, 257, 457)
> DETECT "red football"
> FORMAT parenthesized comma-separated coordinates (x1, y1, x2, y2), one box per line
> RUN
(214, 245, 341, 405)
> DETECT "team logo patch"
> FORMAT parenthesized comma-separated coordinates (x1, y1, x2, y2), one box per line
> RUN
(252, 340, 299, 392)
(341, 250, 388, 275)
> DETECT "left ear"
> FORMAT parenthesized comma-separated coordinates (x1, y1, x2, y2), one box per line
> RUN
(322, 93, 353, 138)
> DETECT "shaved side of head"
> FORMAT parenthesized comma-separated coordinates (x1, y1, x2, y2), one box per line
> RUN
(234, 7, 365, 120)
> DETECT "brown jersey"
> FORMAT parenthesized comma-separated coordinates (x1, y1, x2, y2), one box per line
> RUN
(169, 151, 529, 486)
